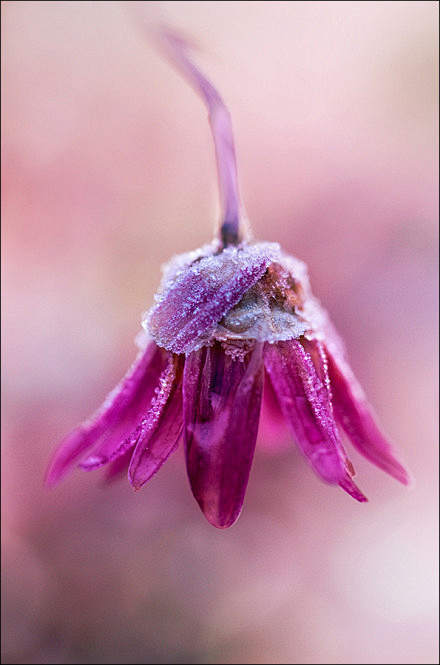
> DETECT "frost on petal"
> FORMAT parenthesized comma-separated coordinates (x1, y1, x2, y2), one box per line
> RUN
(80, 345, 173, 472)
(128, 354, 185, 490)
(301, 337, 357, 477)
(183, 341, 264, 528)
(45, 342, 166, 487)
(145, 242, 281, 354)
(264, 340, 361, 494)
(213, 263, 308, 344)
(326, 346, 412, 486)
(277, 252, 311, 296)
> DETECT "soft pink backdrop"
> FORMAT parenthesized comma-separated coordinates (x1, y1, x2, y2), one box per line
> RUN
(2, 2, 438, 663)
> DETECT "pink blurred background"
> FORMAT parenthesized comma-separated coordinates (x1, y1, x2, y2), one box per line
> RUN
(2, 1, 438, 663)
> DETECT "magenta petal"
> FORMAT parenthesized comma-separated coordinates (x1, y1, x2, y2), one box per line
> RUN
(79, 344, 170, 471)
(301, 338, 356, 475)
(104, 447, 133, 483)
(339, 476, 368, 503)
(45, 342, 165, 487)
(326, 347, 412, 485)
(258, 370, 290, 449)
(147, 243, 279, 355)
(183, 342, 264, 529)
(128, 354, 184, 490)
(264, 340, 348, 484)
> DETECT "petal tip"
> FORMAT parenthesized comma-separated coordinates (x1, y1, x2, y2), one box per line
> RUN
(128, 465, 149, 492)
(44, 456, 72, 489)
(397, 467, 415, 488)
(128, 469, 140, 491)
(43, 469, 59, 490)
(204, 511, 241, 529)
(339, 476, 369, 503)
(383, 457, 414, 487)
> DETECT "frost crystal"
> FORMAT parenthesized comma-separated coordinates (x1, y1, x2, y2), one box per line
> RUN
(144, 241, 285, 354)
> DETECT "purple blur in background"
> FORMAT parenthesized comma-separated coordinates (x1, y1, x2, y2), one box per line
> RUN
(2, 2, 438, 664)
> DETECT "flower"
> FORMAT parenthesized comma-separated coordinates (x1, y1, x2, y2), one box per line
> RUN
(45, 28, 411, 528)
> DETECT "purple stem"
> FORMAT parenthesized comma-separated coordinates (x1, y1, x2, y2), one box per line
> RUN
(160, 29, 242, 246)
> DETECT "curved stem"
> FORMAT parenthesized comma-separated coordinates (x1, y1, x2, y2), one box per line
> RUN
(159, 29, 242, 246)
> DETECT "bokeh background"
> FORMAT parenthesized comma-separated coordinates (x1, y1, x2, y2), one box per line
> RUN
(2, 1, 438, 663)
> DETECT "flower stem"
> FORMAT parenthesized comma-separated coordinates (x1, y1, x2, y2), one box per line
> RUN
(160, 29, 242, 246)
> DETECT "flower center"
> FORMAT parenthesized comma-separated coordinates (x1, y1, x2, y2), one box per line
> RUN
(215, 264, 308, 344)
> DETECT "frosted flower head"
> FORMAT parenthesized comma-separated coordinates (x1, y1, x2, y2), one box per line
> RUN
(45, 28, 411, 528)
(145, 240, 309, 354)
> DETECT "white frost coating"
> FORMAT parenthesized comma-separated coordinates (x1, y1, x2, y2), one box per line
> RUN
(140, 240, 327, 351)
(155, 239, 222, 294)
(214, 287, 308, 343)
(142, 241, 283, 353)
(302, 294, 349, 360)
(151, 240, 281, 301)
(278, 252, 311, 294)
(278, 251, 338, 344)
(134, 328, 153, 351)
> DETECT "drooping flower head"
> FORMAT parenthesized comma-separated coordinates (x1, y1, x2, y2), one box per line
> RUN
(45, 28, 412, 528)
